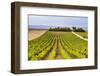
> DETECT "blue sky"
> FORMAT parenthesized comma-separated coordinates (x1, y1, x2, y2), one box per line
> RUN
(28, 15, 88, 30)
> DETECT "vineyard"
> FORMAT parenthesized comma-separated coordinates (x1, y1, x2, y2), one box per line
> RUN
(28, 31, 88, 61)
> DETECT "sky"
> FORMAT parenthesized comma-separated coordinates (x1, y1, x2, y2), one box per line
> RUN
(28, 15, 88, 30)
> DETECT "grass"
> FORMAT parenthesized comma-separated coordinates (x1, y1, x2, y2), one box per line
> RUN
(75, 32, 88, 38)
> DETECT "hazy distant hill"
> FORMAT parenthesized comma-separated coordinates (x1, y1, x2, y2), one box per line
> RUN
(29, 25, 50, 30)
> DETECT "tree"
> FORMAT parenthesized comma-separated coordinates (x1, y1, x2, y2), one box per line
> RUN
(48, 27, 72, 32)
(72, 27, 76, 31)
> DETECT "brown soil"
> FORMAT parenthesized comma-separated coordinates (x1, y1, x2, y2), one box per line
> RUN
(28, 30, 47, 41)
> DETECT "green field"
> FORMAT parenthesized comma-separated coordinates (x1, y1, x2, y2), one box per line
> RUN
(75, 32, 88, 38)
(28, 31, 88, 61)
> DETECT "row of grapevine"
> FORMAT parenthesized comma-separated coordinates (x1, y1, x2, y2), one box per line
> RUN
(28, 31, 88, 61)
(28, 32, 55, 60)
(60, 32, 88, 58)
(46, 39, 57, 60)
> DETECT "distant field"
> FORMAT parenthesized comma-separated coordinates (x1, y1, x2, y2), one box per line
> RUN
(28, 30, 47, 40)
(28, 31, 88, 61)
(75, 32, 88, 38)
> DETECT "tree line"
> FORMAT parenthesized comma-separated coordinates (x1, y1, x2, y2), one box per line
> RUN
(49, 27, 86, 32)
